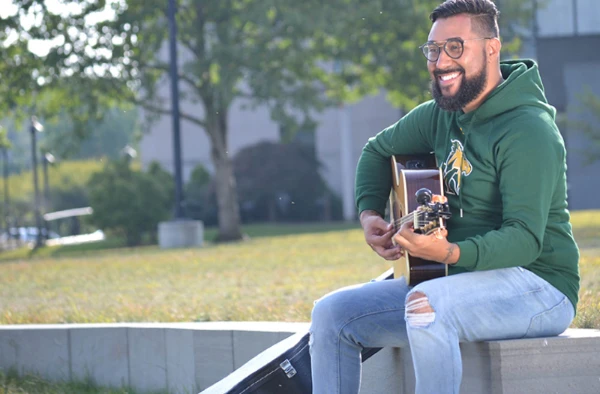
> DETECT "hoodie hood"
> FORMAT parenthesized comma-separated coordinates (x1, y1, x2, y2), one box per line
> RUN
(466, 59, 556, 125)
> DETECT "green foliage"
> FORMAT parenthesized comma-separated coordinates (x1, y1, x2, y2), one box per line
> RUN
(0, 32, 42, 118)
(1, 0, 539, 117)
(2, 160, 103, 199)
(189, 163, 211, 186)
(0, 159, 104, 228)
(41, 107, 141, 160)
(184, 163, 217, 225)
(147, 160, 175, 208)
(233, 141, 341, 222)
(1, 0, 540, 242)
(87, 160, 171, 246)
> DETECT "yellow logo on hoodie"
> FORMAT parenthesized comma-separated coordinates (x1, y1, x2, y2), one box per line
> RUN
(443, 139, 472, 195)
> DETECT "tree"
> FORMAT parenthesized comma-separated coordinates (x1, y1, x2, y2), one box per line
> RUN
(87, 159, 171, 246)
(233, 141, 335, 222)
(1, 0, 538, 241)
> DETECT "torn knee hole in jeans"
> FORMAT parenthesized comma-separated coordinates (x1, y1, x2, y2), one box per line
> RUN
(406, 291, 436, 328)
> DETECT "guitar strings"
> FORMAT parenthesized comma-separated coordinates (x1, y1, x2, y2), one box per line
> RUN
(393, 210, 427, 227)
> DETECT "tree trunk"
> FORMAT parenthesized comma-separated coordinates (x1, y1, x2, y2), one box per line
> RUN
(208, 108, 243, 242)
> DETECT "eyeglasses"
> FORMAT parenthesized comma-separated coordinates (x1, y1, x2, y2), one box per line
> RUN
(419, 37, 493, 62)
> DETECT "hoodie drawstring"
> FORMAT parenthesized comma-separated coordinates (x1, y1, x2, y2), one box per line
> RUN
(458, 130, 470, 218)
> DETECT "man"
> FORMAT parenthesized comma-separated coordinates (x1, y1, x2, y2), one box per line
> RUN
(309, 1, 580, 393)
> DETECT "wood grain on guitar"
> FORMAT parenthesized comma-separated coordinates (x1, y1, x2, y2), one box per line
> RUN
(389, 154, 452, 286)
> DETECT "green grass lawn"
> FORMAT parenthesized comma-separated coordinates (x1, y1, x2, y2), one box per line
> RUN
(0, 221, 379, 324)
(0, 369, 161, 394)
(0, 213, 598, 327)
(0, 212, 599, 393)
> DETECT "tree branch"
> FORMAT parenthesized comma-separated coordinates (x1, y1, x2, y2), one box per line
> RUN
(138, 62, 200, 93)
(179, 37, 202, 61)
(133, 98, 207, 128)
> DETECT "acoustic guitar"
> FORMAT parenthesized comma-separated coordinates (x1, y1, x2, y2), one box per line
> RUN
(389, 153, 452, 286)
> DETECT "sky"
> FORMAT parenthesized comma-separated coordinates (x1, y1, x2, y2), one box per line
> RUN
(1, 0, 116, 57)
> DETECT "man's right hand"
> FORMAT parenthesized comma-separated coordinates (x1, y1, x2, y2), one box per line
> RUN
(360, 210, 404, 261)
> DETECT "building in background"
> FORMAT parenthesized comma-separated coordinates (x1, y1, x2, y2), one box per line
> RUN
(531, 0, 600, 210)
(139, 0, 600, 221)
(140, 75, 400, 221)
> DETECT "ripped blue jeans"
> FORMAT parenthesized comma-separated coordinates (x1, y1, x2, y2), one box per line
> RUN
(309, 267, 574, 394)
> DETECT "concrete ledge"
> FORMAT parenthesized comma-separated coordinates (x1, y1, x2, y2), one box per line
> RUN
(0, 322, 308, 393)
(1, 323, 599, 394)
(203, 328, 600, 394)
(381, 328, 600, 394)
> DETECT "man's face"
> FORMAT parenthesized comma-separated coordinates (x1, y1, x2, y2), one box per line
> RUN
(426, 14, 489, 111)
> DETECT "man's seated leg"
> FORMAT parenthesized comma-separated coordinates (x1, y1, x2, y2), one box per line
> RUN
(405, 267, 574, 394)
(309, 278, 411, 394)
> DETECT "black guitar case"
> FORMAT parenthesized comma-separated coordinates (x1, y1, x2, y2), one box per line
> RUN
(201, 268, 394, 394)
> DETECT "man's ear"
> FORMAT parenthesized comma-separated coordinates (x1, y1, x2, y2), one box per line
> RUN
(488, 37, 502, 58)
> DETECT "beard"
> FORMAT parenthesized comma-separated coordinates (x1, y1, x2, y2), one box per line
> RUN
(431, 58, 488, 112)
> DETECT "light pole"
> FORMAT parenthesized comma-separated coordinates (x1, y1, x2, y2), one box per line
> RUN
(30, 116, 44, 248)
(42, 152, 55, 239)
(121, 144, 137, 163)
(167, 0, 184, 219)
(1, 146, 9, 241)
(42, 152, 55, 205)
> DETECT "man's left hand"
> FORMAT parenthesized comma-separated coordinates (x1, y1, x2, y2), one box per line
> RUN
(393, 221, 460, 265)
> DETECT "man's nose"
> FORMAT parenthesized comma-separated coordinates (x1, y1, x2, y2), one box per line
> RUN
(435, 47, 454, 68)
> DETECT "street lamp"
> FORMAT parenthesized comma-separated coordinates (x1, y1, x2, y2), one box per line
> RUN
(121, 144, 137, 163)
(41, 152, 56, 242)
(42, 152, 55, 211)
(30, 116, 44, 248)
(1, 145, 9, 243)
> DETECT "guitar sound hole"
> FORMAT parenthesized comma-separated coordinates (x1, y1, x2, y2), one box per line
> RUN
(406, 160, 425, 169)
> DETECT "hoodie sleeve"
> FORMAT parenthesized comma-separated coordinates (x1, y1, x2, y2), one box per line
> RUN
(355, 102, 436, 217)
(453, 115, 564, 270)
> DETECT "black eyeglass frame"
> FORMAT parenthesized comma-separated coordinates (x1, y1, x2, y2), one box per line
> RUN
(419, 37, 494, 62)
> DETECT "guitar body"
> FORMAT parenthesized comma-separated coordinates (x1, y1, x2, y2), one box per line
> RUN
(390, 154, 448, 286)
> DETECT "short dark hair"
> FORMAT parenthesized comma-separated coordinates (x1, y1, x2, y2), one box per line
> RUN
(430, 0, 500, 38)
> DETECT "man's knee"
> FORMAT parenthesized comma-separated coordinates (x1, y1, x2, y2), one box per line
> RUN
(405, 291, 436, 328)
(311, 291, 346, 332)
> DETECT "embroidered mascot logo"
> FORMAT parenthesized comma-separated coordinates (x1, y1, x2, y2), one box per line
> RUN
(443, 139, 472, 195)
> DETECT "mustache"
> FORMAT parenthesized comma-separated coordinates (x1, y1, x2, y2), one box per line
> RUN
(433, 67, 465, 78)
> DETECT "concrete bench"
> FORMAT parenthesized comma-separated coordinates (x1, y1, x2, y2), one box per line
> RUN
(0, 323, 599, 393)
(361, 328, 600, 394)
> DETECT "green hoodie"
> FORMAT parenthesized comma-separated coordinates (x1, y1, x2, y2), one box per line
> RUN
(355, 59, 580, 311)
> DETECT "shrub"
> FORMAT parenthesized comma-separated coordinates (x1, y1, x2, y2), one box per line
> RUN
(233, 141, 341, 222)
(183, 163, 218, 226)
(87, 159, 171, 246)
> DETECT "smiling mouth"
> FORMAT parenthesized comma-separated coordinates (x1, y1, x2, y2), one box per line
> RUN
(438, 72, 462, 83)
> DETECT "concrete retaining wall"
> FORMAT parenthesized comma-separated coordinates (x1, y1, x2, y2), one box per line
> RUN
(1, 323, 599, 394)
(0, 322, 307, 393)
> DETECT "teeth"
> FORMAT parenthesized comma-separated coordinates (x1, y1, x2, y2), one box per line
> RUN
(440, 72, 460, 81)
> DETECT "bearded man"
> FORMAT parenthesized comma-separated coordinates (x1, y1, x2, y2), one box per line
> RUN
(308, 1, 580, 393)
